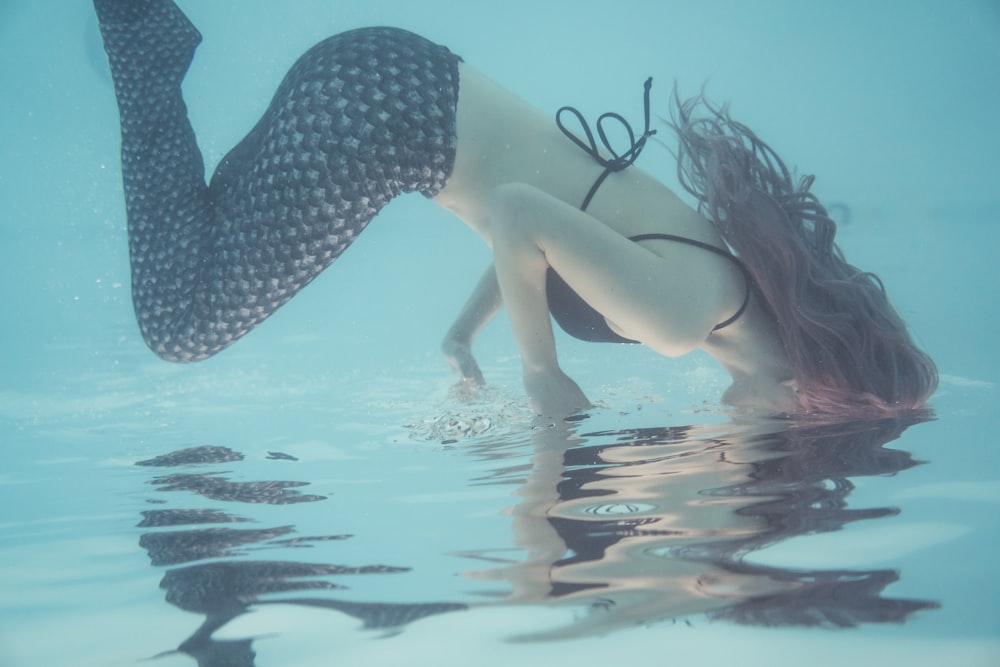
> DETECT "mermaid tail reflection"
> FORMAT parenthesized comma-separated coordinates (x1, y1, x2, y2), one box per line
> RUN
(134, 446, 466, 664)
(134, 414, 937, 661)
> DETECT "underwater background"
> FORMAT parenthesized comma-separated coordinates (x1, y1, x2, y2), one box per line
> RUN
(1, 1, 998, 665)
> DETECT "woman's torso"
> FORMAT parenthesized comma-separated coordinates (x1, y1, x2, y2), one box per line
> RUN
(433, 64, 797, 410)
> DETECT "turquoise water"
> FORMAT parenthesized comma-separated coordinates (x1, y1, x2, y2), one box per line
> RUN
(2, 1, 999, 665)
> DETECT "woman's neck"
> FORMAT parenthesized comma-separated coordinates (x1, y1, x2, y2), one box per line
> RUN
(702, 295, 799, 413)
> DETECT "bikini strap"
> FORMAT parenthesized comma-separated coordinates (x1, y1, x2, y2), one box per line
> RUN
(556, 78, 657, 212)
(556, 81, 750, 332)
(629, 233, 752, 332)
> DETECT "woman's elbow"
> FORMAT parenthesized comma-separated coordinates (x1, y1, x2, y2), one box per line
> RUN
(635, 316, 716, 359)
(643, 334, 703, 359)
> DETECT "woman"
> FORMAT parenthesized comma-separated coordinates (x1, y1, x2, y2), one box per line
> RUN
(94, 0, 937, 418)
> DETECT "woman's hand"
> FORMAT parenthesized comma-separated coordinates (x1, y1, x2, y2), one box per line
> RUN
(523, 367, 592, 418)
(442, 335, 485, 386)
(441, 263, 502, 389)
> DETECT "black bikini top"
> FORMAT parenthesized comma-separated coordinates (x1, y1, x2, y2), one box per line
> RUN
(546, 78, 752, 344)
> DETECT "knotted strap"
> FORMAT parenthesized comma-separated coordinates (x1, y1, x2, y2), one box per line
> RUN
(556, 77, 656, 211)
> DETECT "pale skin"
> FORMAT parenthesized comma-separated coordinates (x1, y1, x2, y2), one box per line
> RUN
(433, 63, 800, 418)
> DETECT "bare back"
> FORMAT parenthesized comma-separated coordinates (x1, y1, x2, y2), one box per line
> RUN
(434, 64, 720, 249)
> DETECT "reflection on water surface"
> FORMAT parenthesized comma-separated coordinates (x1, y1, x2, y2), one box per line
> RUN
(134, 412, 937, 661)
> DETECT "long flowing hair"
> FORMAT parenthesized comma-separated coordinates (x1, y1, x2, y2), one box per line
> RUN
(668, 92, 937, 416)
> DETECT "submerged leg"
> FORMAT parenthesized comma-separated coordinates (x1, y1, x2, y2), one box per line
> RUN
(94, 1, 461, 361)
(95, 0, 213, 359)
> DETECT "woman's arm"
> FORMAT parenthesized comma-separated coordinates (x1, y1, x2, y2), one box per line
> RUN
(442, 263, 504, 385)
(490, 185, 591, 418)
(489, 182, 733, 418)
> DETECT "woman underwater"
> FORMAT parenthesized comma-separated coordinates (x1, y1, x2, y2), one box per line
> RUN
(93, 0, 937, 418)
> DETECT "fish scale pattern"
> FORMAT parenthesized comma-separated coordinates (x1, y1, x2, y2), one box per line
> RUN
(95, 0, 461, 361)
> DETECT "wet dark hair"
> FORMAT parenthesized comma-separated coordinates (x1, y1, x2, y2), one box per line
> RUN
(668, 92, 938, 416)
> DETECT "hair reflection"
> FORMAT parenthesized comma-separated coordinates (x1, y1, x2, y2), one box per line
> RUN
(468, 411, 939, 640)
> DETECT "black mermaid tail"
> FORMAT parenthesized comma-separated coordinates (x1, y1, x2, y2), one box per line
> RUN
(94, 0, 461, 361)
